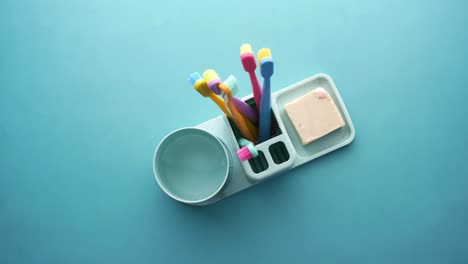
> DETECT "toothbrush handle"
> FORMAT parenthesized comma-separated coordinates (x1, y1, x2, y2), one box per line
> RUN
(216, 93, 257, 137)
(232, 97, 258, 124)
(242, 114, 258, 140)
(249, 71, 263, 109)
(219, 83, 256, 142)
(229, 100, 255, 142)
(209, 93, 233, 120)
(220, 95, 257, 138)
(259, 78, 271, 142)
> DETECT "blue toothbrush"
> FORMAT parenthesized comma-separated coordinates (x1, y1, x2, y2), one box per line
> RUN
(258, 48, 274, 142)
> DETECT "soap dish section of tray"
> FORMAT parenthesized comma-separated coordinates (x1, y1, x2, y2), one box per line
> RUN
(195, 73, 355, 205)
(273, 73, 355, 167)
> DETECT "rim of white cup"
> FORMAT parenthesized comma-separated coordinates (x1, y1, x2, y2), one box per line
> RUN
(153, 127, 230, 204)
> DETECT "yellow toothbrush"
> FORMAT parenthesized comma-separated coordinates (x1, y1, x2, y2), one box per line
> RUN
(189, 72, 233, 119)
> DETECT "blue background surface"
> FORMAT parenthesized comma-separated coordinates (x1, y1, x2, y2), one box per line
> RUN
(1, 0, 468, 263)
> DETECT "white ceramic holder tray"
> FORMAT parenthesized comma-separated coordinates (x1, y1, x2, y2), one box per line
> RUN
(192, 73, 355, 205)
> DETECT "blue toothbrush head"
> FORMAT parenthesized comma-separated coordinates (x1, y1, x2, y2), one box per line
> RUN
(260, 58, 274, 78)
(189, 72, 203, 86)
(257, 48, 274, 78)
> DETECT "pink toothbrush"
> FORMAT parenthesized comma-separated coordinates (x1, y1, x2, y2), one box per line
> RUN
(240, 44, 262, 110)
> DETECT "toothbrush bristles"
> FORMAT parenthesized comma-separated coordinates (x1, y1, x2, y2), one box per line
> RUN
(257, 48, 272, 63)
(189, 72, 202, 86)
(240, 44, 253, 55)
(203, 69, 220, 83)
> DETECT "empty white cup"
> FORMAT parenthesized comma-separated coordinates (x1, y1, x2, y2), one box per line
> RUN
(153, 128, 231, 205)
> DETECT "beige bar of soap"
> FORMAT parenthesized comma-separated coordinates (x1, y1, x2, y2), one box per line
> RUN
(284, 88, 345, 145)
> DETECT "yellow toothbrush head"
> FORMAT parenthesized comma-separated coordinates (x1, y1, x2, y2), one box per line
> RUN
(203, 69, 221, 84)
(194, 80, 211, 97)
(203, 69, 222, 94)
(240, 44, 253, 55)
(257, 48, 272, 64)
(189, 72, 211, 97)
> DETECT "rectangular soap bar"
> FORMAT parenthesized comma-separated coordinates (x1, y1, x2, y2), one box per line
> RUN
(284, 87, 345, 145)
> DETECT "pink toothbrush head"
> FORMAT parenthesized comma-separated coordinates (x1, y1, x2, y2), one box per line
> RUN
(236, 138, 258, 161)
(240, 44, 257, 72)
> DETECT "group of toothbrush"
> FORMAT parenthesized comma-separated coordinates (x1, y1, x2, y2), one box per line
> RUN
(189, 44, 274, 159)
